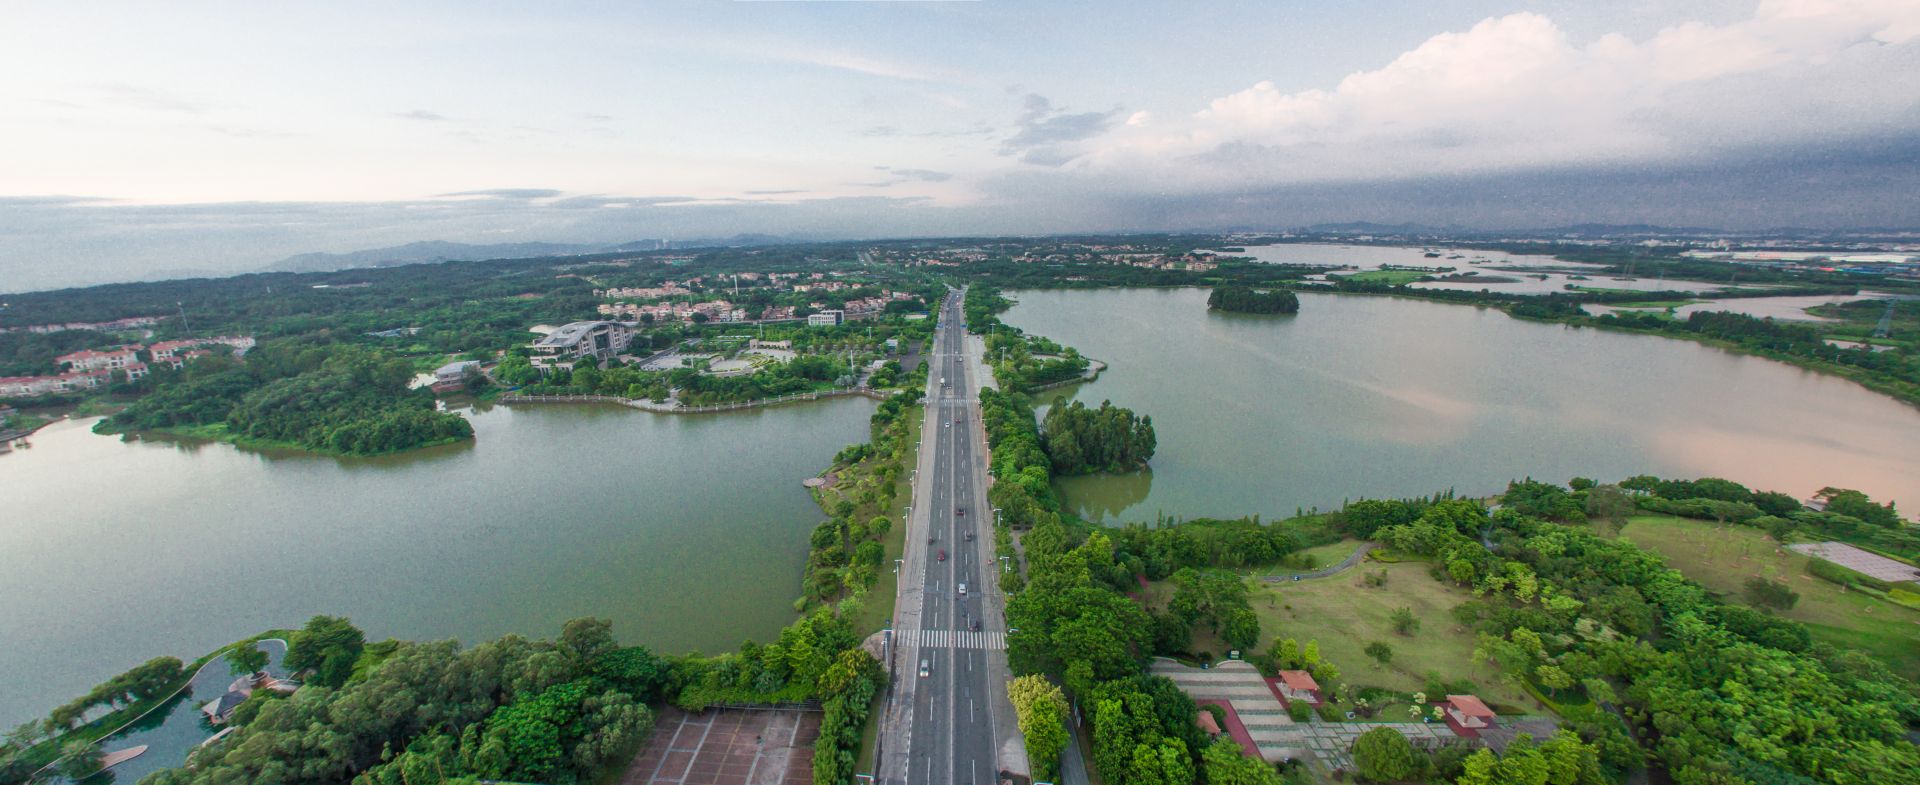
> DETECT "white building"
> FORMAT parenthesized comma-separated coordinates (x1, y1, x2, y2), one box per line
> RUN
(807, 310, 845, 327)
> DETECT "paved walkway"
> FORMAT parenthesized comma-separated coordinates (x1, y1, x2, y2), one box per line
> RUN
(1150, 659, 1464, 770)
(1788, 542, 1920, 583)
(1261, 543, 1377, 583)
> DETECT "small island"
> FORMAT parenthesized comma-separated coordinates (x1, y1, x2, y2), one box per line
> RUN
(1207, 284, 1301, 314)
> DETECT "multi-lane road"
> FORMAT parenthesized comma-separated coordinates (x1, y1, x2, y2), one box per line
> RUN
(875, 288, 1022, 785)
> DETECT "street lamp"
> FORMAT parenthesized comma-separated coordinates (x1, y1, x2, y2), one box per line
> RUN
(993, 508, 1003, 528)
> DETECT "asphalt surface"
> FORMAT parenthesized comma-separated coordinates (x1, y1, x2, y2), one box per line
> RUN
(877, 288, 1016, 785)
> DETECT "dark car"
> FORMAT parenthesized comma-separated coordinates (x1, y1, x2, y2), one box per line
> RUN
(937, 549, 947, 562)
(970, 619, 981, 632)
(956, 507, 966, 517)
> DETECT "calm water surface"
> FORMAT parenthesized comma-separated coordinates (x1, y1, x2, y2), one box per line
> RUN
(1221, 242, 1731, 294)
(0, 398, 872, 727)
(1003, 288, 1920, 523)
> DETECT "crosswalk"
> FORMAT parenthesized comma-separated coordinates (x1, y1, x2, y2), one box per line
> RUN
(902, 629, 1007, 650)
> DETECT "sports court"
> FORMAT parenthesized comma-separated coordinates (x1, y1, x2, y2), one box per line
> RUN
(623, 706, 822, 785)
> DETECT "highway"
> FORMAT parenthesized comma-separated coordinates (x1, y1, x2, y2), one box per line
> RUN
(875, 288, 1021, 785)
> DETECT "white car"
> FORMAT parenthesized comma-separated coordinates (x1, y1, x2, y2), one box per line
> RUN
(918, 659, 930, 678)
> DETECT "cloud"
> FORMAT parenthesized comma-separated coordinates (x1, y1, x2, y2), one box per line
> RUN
(436, 188, 564, 199)
(744, 189, 808, 195)
(88, 83, 207, 113)
(1000, 94, 1122, 166)
(875, 167, 953, 183)
(1073, 1, 1920, 192)
(394, 109, 450, 122)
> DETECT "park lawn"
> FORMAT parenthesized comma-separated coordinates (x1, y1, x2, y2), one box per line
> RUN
(1139, 560, 1534, 711)
(1292, 539, 1365, 571)
(1342, 269, 1431, 285)
(1618, 515, 1920, 679)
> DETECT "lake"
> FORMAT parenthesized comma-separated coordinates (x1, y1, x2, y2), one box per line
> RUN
(1220, 242, 1733, 295)
(0, 397, 874, 728)
(1002, 288, 1920, 524)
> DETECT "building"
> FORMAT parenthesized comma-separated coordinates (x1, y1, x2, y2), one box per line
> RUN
(1272, 671, 1323, 707)
(1442, 695, 1497, 738)
(56, 346, 143, 372)
(431, 360, 483, 393)
(807, 310, 845, 327)
(529, 321, 635, 368)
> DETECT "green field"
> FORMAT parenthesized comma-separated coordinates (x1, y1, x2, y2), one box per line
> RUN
(1341, 269, 1432, 285)
(1144, 558, 1535, 712)
(1619, 515, 1920, 679)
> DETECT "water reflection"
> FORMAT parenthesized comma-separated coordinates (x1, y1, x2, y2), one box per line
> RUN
(1003, 287, 1920, 524)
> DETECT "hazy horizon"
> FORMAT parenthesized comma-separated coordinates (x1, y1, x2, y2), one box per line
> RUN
(4, 0, 1918, 291)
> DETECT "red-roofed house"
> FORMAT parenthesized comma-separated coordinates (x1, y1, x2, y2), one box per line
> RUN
(1442, 694, 1496, 738)
(1272, 670, 1323, 707)
(56, 346, 143, 372)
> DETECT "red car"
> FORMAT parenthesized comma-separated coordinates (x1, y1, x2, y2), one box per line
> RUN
(956, 507, 966, 517)
(938, 549, 948, 562)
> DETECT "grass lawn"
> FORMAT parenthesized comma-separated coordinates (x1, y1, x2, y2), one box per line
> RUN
(1140, 560, 1536, 712)
(1291, 539, 1364, 571)
(1619, 515, 1920, 679)
(1342, 269, 1432, 285)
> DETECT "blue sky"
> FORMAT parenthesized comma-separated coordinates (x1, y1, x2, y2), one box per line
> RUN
(2, 0, 1916, 289)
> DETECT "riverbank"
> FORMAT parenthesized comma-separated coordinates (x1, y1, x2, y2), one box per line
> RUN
(88, 419, 473, 458)
(16, 632, 291, 779)
(505, 387, 892, 413)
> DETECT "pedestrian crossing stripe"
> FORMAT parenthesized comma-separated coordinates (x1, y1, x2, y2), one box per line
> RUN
(906, 629, 1006, 650)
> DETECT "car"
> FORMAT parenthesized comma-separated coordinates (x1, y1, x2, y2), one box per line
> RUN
(964, 531, 975, 541)
(918, 659, 930, 678)
(937, 549, 947, 562)
(956, 507, 965, 517)
(944, 422, 950, 428)
(970, 619, 981, 632)
(957, 582, 968, 595)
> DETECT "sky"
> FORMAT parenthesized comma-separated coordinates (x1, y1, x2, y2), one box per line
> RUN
(2, 0, 1918, 291)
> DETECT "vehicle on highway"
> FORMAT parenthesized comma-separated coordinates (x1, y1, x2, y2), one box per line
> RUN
(964, 531, 974, 541)
(958, 582, 968, 595)
(918, 659, 930, 678)
(956, 507, 965, 517)
(944, 422, 950, 428)
(938, 549, 947, 562)
(970, 619, 981, 632)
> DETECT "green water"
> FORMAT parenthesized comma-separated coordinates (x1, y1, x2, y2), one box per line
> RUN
(0, 398, 873, 727)
(1002, 287, 1920, 523)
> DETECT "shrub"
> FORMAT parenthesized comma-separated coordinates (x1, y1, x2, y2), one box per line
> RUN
(1364, 641, 1393, 664)
(1288, 700, 1312, 722)
(1743, 577, 1800, 610)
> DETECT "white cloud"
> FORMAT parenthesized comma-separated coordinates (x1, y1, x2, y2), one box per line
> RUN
(1072, 0, 1920, 191)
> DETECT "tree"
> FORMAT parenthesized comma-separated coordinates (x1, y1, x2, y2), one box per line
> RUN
(1365, 641, 1393, 665)
(228, 641, 270, 676)
(1351, 727, 1421, 782)
(1201, 737, 1282, 785)
(1742, 577, 1799, 610)
(1583, 485, 1635, 523)
(1008, 676, 1070, 781)
(284, 615, 366, 688)
(1533, 664, 1573, 698)
(1389, 607, 1420, 636)
(559, 617, 618, 670)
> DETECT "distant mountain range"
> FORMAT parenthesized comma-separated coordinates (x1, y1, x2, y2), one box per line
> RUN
(264, 235, 806, 274)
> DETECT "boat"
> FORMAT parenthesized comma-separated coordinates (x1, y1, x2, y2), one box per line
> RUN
(98, 744, 149, 770)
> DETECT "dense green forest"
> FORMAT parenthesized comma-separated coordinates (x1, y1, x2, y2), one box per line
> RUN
(102, 339, 472, 455)
(1207, 285, 1301, 314)
(1040, 397, 1156, 474)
